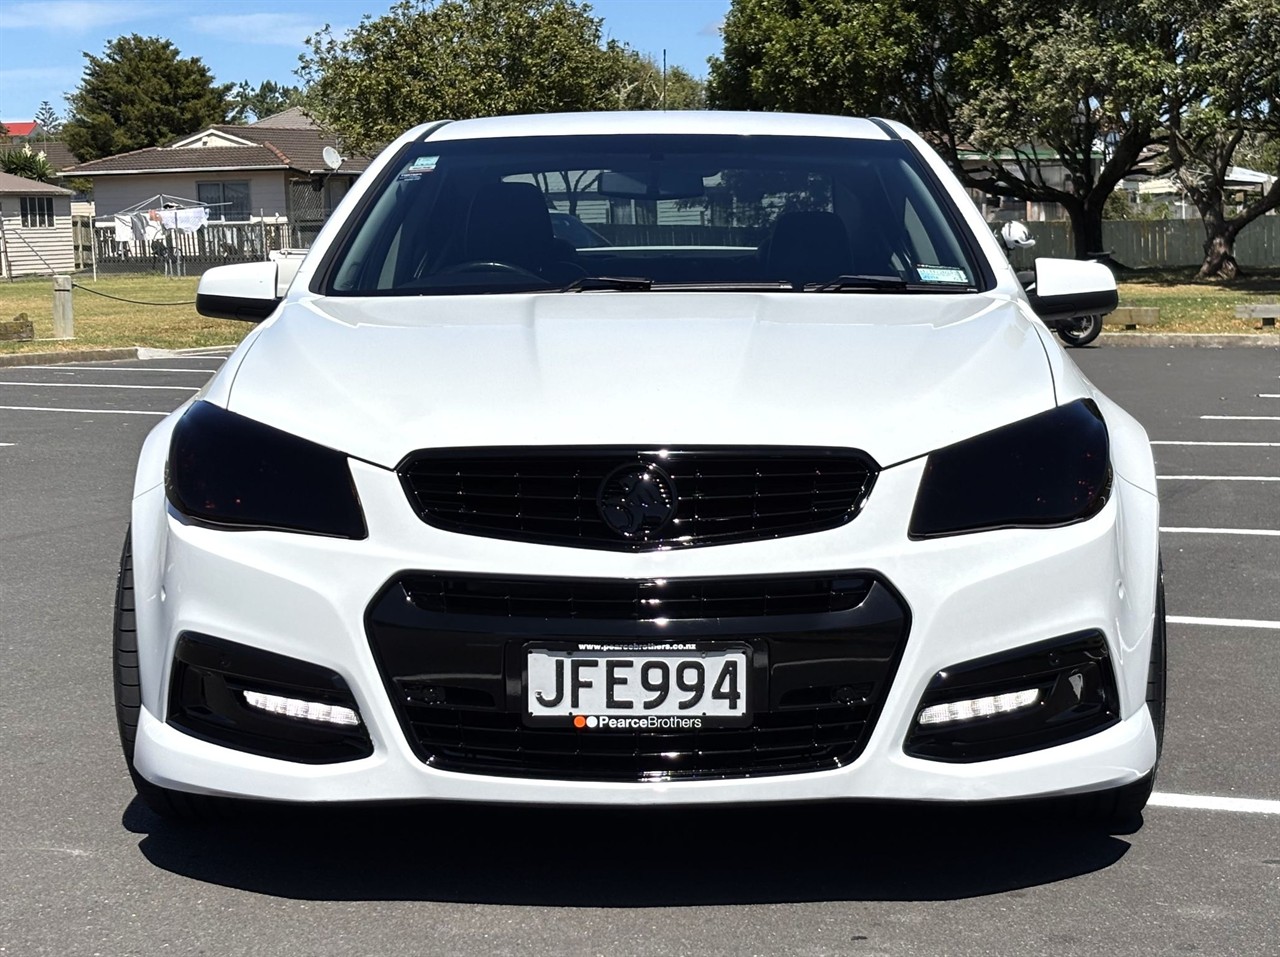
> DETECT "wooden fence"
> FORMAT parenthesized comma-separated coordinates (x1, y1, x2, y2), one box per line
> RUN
(90, 221, 292, 276)
(1008, 217, 1280, 269)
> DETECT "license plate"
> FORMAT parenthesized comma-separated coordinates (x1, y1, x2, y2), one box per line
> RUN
(526, 645, 751, 729)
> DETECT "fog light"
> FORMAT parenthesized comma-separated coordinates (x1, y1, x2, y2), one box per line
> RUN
(243, 690, 361, 727)
(168, 632, 372, 764)
(904, 631, 1119, 762)
(918, 689, 1040, 726)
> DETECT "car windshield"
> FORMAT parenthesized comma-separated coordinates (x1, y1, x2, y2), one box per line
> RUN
(323, 133, 983, 296)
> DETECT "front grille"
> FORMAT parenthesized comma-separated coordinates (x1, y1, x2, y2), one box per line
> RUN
(401, 572, 874, 621)
(397, 447, 878, 550)
(367, 572, 910, 782)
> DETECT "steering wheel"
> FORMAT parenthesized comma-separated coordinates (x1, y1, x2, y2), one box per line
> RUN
(437, 260, 544, 280)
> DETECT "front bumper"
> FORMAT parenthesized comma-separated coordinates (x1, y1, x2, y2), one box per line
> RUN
(130, 454, 1161, 806)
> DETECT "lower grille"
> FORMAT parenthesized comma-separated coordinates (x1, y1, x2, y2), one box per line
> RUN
(367, 571, 910, 782)
(405, 707, 872, 780)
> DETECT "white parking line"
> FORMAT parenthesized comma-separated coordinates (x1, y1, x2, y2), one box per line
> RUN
(0, 381, 198, 391)
(1149, 792, 1280, 815)
(21, 366, 218, 374)
(1259, 394, 1279, 399)
(1200, 415, 1280, 421)
(0, 405, 168, 416)
(1151, 440, 1280, 447)
(1161, 526, 1280, 537)
(1168, 615, 1280, 630)
(1157, 475, 1280, 481)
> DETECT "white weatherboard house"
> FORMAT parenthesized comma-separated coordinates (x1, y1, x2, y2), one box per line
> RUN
(64, 108, 370, 247)
(0, 171, 74, 278)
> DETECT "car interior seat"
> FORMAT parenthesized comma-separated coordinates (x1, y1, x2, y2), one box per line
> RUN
(462, 182, 581, 280)
(761, 211, 855, 288)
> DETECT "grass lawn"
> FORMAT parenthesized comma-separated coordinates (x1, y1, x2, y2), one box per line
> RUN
(0, 273, 251, 355)
(2, 267, 1277, 354)
(1114, 267, 1280, 335)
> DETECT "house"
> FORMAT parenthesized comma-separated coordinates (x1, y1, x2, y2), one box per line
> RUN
(63, 108, 370, 247)
(0, 171, 75, 278)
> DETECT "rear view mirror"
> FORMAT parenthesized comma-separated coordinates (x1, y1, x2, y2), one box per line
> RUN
(1026, 258, 1117, 323)
(196, 262, 281, 323)
(598, 168, 706, 200)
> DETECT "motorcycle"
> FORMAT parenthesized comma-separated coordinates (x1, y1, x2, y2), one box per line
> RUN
(999, 222, 1104, 348)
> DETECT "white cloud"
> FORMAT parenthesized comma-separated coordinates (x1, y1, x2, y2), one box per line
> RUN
(186, 12, 325, 46)
(698, 18, 725, 37)
(0, 1, 164, 32)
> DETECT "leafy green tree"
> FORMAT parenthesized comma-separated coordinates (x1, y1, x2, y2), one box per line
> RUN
(63, 35, 234, 160)
(1162, 0, 1280, 278)
(298, 0, 634, 153)
(231, 80, 305, 123)
(611, 54, 706, 110)
(710, 0, 1170, 259)
(33, 101, 62, 136)
(0, 146, 55, 182)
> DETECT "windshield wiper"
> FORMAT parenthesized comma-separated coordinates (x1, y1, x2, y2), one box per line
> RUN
(561, 275, 653, 292)
(808, 274, 973, 293)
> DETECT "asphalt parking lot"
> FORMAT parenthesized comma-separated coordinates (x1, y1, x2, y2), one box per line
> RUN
(1, 343, 1276, 956)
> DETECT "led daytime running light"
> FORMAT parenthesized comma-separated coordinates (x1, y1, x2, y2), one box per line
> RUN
(242, 690, 361, 727)
(918, 689, 1040, 726)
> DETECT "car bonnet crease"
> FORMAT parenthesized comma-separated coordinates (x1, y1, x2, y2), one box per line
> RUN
(221, 292, 1055, 469)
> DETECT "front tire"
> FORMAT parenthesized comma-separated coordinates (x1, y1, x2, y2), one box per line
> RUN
(1065, 563, 1167, 826)
(114, 529, 228, 821)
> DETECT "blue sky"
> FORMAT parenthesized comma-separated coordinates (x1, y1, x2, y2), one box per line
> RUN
(0, 0, 731, 124)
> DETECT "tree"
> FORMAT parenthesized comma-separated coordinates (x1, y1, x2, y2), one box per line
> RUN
(1162, 0, 1280, 278)
(611, 54, 706, 110)
(297, 0, 634, 153)
(0, 146, 55, 182)
(33, 101, 62, 136)
(709, 0, 1170, 259)
(63, 35, 234, 161)
(231, 80, 305, 123)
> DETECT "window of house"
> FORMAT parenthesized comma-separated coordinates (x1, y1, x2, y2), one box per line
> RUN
(20, 196, 55, 227)
(196, 181, 251, 221)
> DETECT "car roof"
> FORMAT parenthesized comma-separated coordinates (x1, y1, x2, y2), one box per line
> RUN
(424, 111, 893, 143)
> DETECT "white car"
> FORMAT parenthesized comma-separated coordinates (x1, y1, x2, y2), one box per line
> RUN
(116, 111, 1164, 824)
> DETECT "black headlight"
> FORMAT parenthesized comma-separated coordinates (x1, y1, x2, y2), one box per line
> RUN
(908, 400, 1110, 539)
(166, 401, 367, 539)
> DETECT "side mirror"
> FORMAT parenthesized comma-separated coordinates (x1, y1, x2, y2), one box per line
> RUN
(1026, 258, 1117, 323)
(196, 262, 281, 323)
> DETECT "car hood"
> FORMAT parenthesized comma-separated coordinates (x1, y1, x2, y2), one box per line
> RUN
(223, 292, 1054, 469)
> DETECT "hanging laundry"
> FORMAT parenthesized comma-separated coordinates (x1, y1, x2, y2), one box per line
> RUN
(132, 212, 164, 245)
(173, 207, 208, 233)
(113, 215, 133, 242)
(157, 209, 179, 230)
(130, 212, 149, 246)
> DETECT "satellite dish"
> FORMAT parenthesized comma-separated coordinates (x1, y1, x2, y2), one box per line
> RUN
(322, 146, 343, 171)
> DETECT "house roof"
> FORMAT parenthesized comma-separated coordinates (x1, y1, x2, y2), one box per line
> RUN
(0, 170, 73, 195)
(65, 118, 371, 178)
(65, 144, 291, 176)
(248, 107, 312, 129)
(24, 140, 79, 171)
(2, 122, 39, 137)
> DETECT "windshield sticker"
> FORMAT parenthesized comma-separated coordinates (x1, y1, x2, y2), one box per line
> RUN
(916, 265, 969, 284)
(410, 155, 440, 172)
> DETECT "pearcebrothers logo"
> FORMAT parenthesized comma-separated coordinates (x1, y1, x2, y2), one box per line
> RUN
(572, 715, 703, 730)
